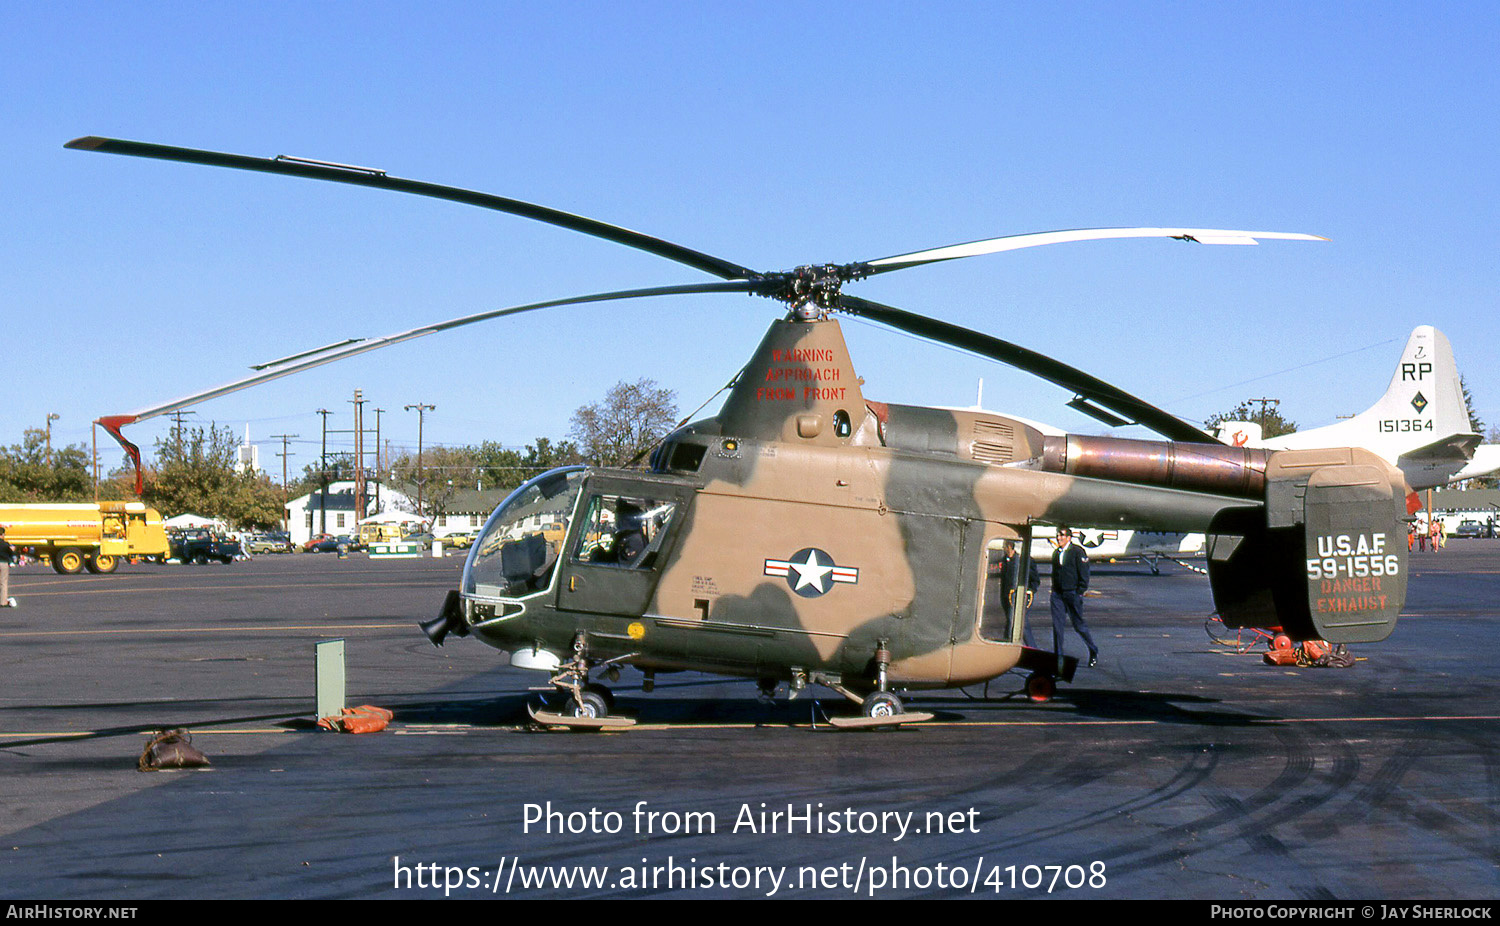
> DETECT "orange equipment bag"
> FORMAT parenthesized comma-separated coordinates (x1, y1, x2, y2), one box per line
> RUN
(316, 704, 393, 734)
(1263, 648, 1298, 666)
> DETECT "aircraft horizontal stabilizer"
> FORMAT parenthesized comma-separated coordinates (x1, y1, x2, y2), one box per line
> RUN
(1397, 432, 1482, 464)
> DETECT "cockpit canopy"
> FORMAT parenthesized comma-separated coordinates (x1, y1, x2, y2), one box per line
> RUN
(463, 466, 585, 600)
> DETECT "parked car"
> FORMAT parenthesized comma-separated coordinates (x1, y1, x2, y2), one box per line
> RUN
(246, 532, 295, 554)
(1453, 520, 1486, 539)
(168, 529, 242, 564)
(303, 534, 356, 553)
(436, 531, 475, 550)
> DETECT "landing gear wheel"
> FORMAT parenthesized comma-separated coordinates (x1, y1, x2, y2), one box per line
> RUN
(53, 548, 84, 575)
(85, 554, 118, 574)
(1025, 673, 1056, 703)
(583, 683, 615, 711)
(565, 690, 610, 720)
(862, 691, 905, 719)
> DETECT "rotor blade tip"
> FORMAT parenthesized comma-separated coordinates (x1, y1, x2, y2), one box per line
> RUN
(65, 136, 107, 150)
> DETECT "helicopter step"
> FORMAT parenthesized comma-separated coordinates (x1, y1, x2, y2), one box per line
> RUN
(527, 703, 636, 730)
(1016, 646, 1079, 682)
(1014, 646, 1078, 704)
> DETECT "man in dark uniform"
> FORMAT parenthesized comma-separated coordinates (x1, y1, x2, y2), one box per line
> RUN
(999, 540, 1041, 647)
(1050, 526, 1098, 668)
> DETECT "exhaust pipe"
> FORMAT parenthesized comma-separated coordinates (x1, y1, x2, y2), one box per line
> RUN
(1041, 434, 1272, 498)
(420, 590, 469, 647)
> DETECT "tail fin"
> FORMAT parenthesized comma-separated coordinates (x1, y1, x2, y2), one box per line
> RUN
(1264, 326, 1478, 489)
(1355, 326, 1470, 442)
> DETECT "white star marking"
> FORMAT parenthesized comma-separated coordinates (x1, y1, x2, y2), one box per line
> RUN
(789, 549, 834, 592)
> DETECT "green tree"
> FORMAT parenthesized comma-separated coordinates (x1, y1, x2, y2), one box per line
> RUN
(145, 423, 286, 528)
(388, 445, 479, 521)
(0, 428, 92, 501)
(521, 437, 583, 476)
(468, 438, 584, 493)
(1204, 400, 1298, 440)
(569, 379, 678, 467)
(473, 440, 525, 491)
(298, 452, 360, 487)
(1461, 375, 1485, 435)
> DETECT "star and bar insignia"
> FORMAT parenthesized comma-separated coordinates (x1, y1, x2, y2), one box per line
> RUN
(764, 548, 859, 598)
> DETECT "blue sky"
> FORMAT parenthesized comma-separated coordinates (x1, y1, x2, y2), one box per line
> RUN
(4, 2, 1496, 476)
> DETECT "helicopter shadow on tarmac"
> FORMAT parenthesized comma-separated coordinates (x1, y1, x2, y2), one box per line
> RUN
(383, 669, 1264, 729)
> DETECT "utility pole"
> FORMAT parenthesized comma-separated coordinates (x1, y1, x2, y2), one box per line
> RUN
(373, 407, 385, 513)
(45, 413, 59, 468)
(405, 403, 435, 521)
(350, 390, 367, 529)
(271, 434, 298, 533)
(1249, 397, 1280, 435)
(168, 410, 196, 458)
(316, 409, 332, 535)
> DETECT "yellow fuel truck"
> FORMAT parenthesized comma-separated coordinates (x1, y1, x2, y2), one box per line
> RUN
(0, 502, 169, 574)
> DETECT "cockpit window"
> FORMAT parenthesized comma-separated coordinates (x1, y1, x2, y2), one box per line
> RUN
(463, 466, 585, 600)
(571, 494, 677, 569)
(666, 442, 706, 472)
(649, 441, 707, 474)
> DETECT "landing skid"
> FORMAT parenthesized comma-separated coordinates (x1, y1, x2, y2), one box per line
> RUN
(527, 703, 635, 730)
(826, 711, 935, 730)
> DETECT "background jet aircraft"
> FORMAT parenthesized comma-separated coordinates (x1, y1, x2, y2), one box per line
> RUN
(1212, 326, 1497, 491)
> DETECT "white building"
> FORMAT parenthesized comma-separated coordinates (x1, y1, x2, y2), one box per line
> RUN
(425, 486, 513, 537)
(284, 480, 415, 545)
(235, 425, 259, 474)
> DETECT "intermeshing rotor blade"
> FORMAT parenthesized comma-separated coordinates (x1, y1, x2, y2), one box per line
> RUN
(860, 227, 1326, 275)
(65, 136, 761, 282)
(837, 294, 1220, 444)
(121, 281, 761, 423)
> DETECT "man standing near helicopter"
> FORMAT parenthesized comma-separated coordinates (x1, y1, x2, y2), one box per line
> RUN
(999, 540, 1040, 647)
(1050, 526, 1098, 669)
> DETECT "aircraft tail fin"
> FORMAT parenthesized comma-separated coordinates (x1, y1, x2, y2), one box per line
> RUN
(1356, 326, 1472, 446)
(1268, 327, 1477, 476)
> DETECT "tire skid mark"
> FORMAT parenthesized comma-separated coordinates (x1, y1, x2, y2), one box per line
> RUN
(951, 747, 1220, 860)
(1082, 726, 1323, 878)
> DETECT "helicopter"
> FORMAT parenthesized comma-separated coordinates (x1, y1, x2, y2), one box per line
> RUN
(68, 137, 1411, 727)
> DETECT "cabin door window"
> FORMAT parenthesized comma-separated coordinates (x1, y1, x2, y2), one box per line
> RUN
(978, 529, 1034, 644)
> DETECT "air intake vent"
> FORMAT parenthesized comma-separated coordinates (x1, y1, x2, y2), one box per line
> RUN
(970, 419, 1015, 464)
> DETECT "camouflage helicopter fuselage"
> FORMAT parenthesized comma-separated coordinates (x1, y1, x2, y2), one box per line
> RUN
(450, 316, 1408, 694)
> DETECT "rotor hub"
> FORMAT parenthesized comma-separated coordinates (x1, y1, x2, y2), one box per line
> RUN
(768, 263, 872, 319)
